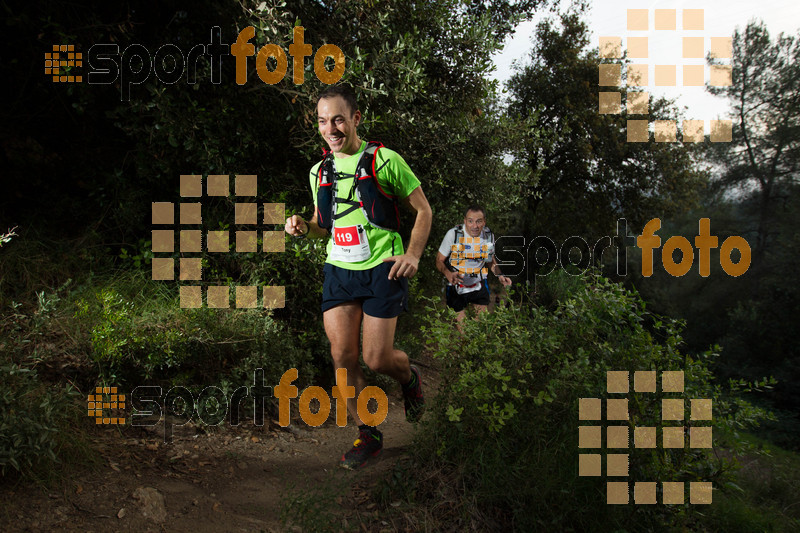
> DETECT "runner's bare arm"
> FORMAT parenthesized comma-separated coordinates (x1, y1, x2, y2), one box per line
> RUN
(284, 213, 329, 239)
(436, 251, 463, 285)
(402, 187, 432, 260)
(383, 186, 432, 280)
(435, 252, 448, 276)
(490, 256, 512, 286)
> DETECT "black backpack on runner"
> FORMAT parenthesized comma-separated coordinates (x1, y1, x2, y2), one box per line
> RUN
(315, 141, 401, 232)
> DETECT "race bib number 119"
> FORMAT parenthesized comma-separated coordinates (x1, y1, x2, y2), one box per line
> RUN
(330, 224, 370, 262)
(334, 225, 359, 245)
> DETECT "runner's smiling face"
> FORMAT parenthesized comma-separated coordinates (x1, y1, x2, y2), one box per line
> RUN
(317, 95, 362, 157)
(464, 209, 485, 238)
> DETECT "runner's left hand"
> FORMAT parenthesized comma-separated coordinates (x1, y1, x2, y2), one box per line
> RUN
(498, 275, 512, 287)
(383, 254, 419, 280)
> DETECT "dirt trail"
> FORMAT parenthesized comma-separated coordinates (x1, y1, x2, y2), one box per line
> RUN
(0, 365, 436, 533)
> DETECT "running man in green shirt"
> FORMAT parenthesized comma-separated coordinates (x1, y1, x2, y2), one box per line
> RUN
(284, 84, 432, 469)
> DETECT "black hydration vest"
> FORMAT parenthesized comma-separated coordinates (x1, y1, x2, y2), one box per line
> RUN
(315, 141, 401, 232)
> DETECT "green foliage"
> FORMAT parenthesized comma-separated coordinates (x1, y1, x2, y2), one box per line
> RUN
(0, 362, 91, 482)
(630, 188, 800, 445)
(117, 238, 153, 270)
(703, 431, 800, 531)
(628, 23, 800, 443)
(6, 0, 550, 309)
(245, 221, 328, 330)
(72, 271, 318, 387)
(532, 266, 586, 308)
(0, 227, 108, 306)
(706, 21, 799, 257)
(505, 7, 706, 247)
(412, 271, 772, 531)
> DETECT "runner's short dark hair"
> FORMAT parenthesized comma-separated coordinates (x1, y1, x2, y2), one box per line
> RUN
(318, 84, 359, 116)
(465, 205, 486, 219)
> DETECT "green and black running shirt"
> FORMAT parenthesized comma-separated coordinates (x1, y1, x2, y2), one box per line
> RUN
(309, 140, 420, 270)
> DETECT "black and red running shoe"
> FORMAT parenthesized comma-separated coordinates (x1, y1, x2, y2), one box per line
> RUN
(402, 365, 425, 423)
(340, 427, 383, 470)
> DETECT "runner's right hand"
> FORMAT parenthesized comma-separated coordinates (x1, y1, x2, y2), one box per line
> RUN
(285, 215, 308, 237)
(446, 271, 464, 285)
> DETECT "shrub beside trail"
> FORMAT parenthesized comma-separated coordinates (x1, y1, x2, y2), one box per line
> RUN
(411, 270, 773, 531)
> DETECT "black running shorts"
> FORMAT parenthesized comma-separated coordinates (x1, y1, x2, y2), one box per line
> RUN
(322, 262, 409, 318)
(445, 282, 490, 312)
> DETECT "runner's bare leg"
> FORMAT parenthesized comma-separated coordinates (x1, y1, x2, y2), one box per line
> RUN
(455, 309, 466, 333)
(324, 301, 366, 426)
(361, 314, 412, 384)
